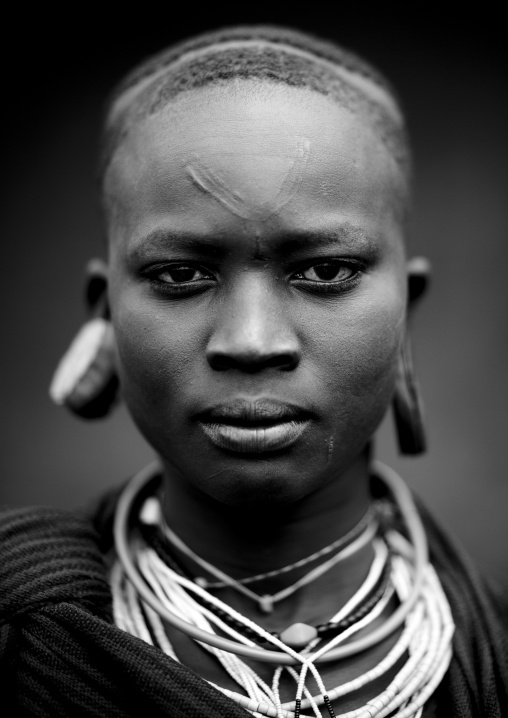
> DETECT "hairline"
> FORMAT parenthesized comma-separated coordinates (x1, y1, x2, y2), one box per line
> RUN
(107, 39, 403, 130)
(100, 37, 411, 231)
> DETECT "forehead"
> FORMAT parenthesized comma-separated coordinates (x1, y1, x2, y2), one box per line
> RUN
(104, 82, 406, 239)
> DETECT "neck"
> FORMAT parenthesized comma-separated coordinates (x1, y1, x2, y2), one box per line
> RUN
(161, 453, 370, 575)
(159, 453, 373, 628)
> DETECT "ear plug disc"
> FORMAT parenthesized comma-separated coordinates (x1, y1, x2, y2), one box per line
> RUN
(49, 318, 118, 418)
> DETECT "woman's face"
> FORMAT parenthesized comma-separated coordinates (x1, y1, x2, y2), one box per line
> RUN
(105, 82, 408, 505)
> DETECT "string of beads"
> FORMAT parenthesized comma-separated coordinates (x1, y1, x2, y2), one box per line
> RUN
(152, 500, 379, 614)
(139, 513, 392, 646)
(111, 461, 455, 718)
(158, 503, 377, 590)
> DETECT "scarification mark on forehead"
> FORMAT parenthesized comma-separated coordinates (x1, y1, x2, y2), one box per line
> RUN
(185, 138, 311, 222)
(100, 30, 411, 226)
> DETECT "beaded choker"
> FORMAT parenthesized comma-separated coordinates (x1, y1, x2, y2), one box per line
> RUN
(149, 499, 379, 615)
(158, 502, 377, 593)
(112, 461, 455, 717)
(139, 507, 392, 648)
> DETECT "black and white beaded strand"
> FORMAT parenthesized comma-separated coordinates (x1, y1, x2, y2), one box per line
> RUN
(113, 460, 429, 664)
(140, 516, 393, 649)
(113, 535, 452, 718)
(113, 535, 396, 717)
(112, 461, 454, 717)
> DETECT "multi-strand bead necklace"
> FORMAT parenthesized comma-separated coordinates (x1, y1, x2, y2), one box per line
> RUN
(138, 510, 392, 649)
(157, 500, 379, 617)
(111, 461, 454, 718)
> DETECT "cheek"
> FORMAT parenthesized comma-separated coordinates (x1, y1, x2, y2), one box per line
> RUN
(305, 288, 404, 415)
(112, 295, 207, 413)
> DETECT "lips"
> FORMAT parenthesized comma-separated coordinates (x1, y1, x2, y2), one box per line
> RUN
(196, 399, 312, 453)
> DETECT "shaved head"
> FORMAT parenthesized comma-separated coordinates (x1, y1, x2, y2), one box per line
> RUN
(100, 26, 411, 197)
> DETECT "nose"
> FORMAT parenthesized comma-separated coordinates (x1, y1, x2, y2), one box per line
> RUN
(206, 277, 301, 372)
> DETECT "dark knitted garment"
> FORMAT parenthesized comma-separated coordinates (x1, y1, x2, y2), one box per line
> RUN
(1, 487, 507, 717)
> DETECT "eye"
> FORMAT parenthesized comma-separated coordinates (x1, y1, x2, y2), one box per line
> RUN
(143, 263, 216, 297)
(155, 265, 214, 284)
(295, 261, 357, 283)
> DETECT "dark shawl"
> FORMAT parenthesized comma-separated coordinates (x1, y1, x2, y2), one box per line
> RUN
(1, 485, 507, 717)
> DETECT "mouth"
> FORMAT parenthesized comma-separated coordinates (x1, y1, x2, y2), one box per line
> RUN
(196, 399, 312, 454)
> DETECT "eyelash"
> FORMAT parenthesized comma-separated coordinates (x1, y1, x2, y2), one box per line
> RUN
(143, 259, 363, 296)
(291, 260, 362, 293)
(140, 264, 213, 298)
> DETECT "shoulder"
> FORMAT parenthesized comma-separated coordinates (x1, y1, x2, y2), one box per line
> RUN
(414, 497, 508, 711)
(414, 497, 508, 627)
(0, 503, 112, 625)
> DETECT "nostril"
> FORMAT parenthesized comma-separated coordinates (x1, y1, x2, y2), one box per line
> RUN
(207, 353, 234, 371)
(206, 349, 300, 372)
(265, 353, 299, 371)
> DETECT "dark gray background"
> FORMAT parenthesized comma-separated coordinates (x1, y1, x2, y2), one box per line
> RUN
(1, 9, 507, 585)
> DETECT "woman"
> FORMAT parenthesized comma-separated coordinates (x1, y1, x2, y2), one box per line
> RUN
(1, 26, 507, 718)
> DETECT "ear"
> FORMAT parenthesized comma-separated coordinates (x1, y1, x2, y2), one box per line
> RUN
(407, 256, 431, 308)
(84, 258, 110, 317)
(49, 257, 119, 419)
(392, 256, 430, 454)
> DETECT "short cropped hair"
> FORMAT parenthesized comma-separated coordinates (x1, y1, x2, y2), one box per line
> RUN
(101, 25, 411, 198)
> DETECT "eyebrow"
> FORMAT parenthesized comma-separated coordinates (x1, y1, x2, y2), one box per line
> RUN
(276, 226, 377, 254)
(128, 230, 227, 262)
(128, 224, 378, 261)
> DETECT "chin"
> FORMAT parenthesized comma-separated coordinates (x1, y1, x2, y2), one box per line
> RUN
(179, 452, 333, 508)
(210, 478, 307, 508)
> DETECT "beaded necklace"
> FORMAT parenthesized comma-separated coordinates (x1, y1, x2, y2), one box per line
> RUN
(157, 506, 378, 614)
(112, 461, 454, 717)
(139, 518, 393, 648)
(159, 503, 376, 591)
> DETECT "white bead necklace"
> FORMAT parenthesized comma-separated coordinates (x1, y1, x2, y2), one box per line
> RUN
(111, 462, 455, 717)
(112, 531, 452, 717)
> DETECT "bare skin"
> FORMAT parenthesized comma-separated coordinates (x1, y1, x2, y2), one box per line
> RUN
(99, 81, 427, 713)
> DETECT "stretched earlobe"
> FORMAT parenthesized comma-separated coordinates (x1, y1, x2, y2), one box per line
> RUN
(407, 256, 431, 305)
(392, 256, 430, 454)
(392, 339, 427, 455)
(49, 260, 120, 419)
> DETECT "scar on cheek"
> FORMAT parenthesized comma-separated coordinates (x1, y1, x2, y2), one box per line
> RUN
(185, 138, 310, 221)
